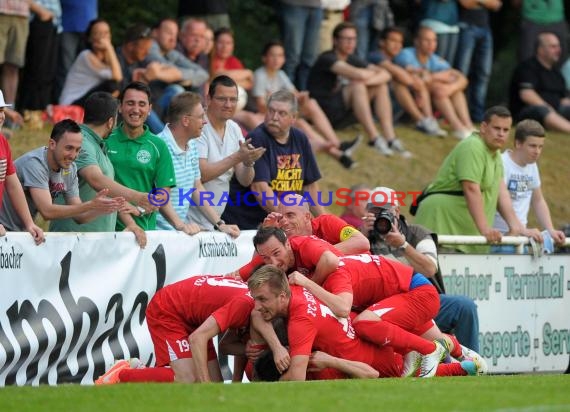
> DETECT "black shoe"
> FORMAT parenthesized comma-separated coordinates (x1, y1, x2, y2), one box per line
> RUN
(338, 154, 356, 169)
(339, 134, 362, 156)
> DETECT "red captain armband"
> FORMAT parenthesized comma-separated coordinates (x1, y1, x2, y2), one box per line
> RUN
(238, 254, 265, 281)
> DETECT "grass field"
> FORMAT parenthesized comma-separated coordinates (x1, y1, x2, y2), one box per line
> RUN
(1, 375, 569, 411)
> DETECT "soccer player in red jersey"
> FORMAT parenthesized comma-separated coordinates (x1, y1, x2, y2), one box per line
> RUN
(252, 227, 447, 377)
(265, 193, 370, 254)
(233, 193, 369, 280)
(248, 265, 403, 380)
(96, 275, 256, 384)
(248, 266, 483, 380)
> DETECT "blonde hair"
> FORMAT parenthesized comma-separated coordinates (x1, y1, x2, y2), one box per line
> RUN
(248, 265, 290, 297)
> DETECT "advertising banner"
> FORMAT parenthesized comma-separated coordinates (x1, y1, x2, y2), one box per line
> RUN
(0, 231, 567, 385)
(440, 254, 568, 373)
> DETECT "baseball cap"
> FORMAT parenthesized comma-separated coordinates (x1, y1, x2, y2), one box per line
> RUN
(367, 186, 398, 209)
(348, 184, 371, 201)
(123, 24, 152, 44)
(0, 90, 13, 108)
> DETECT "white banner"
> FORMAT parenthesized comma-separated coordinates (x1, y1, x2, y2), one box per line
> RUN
(0, 231, 568, 385)
(0, 231, 255, 386)
(440, 254, 569, 373)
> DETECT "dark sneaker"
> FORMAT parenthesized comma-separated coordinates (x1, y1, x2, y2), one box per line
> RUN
(338, 153, 356, 169)
(339, 134, 363, 156)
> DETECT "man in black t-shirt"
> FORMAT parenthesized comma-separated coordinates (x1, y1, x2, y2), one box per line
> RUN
(509, 32, 570, 133)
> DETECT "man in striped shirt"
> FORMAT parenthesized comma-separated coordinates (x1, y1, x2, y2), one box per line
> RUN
(156, 91, 239, 237)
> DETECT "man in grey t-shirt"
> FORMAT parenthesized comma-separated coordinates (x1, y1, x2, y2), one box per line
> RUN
(0, 119, 123, 231)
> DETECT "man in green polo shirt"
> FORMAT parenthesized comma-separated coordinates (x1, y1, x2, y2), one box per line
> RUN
(415, 106, 541, 253)
(50, 92, 157, 234)
(106, 82, 176, 237)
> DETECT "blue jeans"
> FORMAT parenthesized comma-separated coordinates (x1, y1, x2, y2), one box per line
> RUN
(157, 84, 185, 117)
(280, 3, 323, 90)
(434, 294, 480, 352)
(436, 32, 459, 66)
(351, 5, 378, 61)
(145, 109, 165, 135)
(454, 23, 493, 123)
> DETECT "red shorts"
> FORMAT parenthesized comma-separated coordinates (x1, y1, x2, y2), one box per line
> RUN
(146, 293, 217, 366)
(366, 285, 440, 336)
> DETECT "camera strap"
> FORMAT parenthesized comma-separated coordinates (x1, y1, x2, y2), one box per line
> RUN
(409, 189, 464, 216)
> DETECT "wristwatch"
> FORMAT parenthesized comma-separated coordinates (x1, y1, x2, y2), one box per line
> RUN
(399, 240, 409, 250)
(213, 219, 225, 231)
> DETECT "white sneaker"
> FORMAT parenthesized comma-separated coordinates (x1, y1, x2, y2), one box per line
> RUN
(427, 117, 448, 137)
(128, 357, 145, 369)
(401, 351, 422, 377)
(452, 129, 472, 140)
(388, 138, 413, 159)
(416, 117, 447, 137)
(370, 137, 394, 156)
(415, 118, 433, 134)
(418, 340, 447, 378)
(460, 345, 488, 375)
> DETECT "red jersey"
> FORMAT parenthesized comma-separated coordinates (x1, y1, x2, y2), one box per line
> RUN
(311, 214, 360, 245)
(150, 275, 254, 330)
(287, 286, 401, 377)
(322, 254, 414, 311)
(239, 235, 341, 280)
(0, 134, 16, 205)
(289, 235, 342, 276)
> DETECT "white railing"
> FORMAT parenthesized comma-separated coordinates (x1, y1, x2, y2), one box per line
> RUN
(437, 235, 570, 255)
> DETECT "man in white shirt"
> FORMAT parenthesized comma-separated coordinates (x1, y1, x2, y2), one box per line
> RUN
(493, 119, 565, 247)
(187, 75, 265, 229)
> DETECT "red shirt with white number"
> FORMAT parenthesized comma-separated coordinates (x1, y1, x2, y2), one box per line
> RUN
(323, 254, 413, 311)
(286, 286, 401, 377)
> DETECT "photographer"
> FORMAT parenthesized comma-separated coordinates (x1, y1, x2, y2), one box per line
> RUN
(361, 187, 481, 353)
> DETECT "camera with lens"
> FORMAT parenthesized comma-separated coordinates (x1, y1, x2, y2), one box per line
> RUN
(373, 210, 396, 236)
